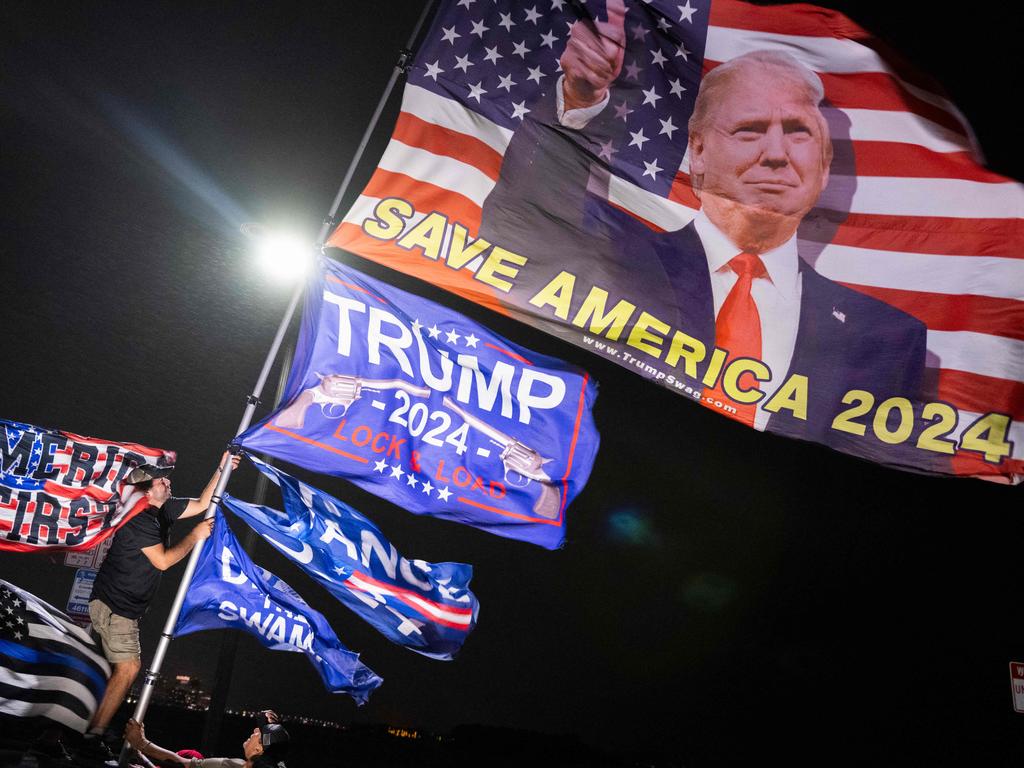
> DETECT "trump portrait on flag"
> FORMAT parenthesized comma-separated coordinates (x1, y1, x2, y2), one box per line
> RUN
(479, 4, 928, 452)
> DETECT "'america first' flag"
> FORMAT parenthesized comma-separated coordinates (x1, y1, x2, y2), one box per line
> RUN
(223, 456, 478, 660)
(0, 419, 176, 551)
(329, 0, 1023, 483)
(236, 258, 599, 549)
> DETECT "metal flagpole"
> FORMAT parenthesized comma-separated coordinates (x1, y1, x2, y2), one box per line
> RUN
(199, 345, 292, 753)
(117, 2, 437, 763)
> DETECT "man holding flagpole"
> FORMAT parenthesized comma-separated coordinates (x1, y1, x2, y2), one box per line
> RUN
(81, 453, 239, 758)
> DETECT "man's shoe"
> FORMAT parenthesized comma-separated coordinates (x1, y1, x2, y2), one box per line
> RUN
(75, 734, 115, 765)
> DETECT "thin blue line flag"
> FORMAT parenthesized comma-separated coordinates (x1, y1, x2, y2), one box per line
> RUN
(223, 454, 479, 660)
(174, 512, 382, 704)
(0, 579, 110, 733)
(235, 258, 600, 549)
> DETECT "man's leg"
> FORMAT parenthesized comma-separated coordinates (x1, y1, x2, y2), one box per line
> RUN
(90, 657, 141, 732)
(87, 600, 142, 736)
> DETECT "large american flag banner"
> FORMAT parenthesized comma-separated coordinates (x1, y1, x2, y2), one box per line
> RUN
(328, 0, 1023, 483)
(0, 419, 176, 551)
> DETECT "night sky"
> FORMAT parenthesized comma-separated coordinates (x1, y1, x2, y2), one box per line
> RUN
(2, 1, 1022, 764)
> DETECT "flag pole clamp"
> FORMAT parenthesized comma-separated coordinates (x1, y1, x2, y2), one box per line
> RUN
(396, 48, 413, 73)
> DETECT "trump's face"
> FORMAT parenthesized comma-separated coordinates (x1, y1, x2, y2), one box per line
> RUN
(690, 67, 830, 223)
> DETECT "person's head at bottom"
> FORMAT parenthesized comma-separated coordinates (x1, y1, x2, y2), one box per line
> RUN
(244, 723, 289, 768)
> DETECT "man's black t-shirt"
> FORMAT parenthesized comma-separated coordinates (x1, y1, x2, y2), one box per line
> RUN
(90, 497, 188, 619)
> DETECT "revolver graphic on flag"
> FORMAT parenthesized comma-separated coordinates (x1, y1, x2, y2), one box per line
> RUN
(274, 374, 430, 429)
(442, 396, 561, 520)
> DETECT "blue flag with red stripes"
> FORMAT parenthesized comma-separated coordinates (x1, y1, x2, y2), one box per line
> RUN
(174, 513, 382, 704)
(223, 455, 479, 660)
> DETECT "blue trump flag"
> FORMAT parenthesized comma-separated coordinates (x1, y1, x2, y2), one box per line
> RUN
(235, 258, 600, 549)
(174, 513, 382, 704)
(222, 455, 478, 661)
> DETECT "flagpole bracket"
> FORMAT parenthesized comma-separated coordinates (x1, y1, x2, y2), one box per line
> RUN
(245, 394, 261, 406)
(396, 48, 413, 73)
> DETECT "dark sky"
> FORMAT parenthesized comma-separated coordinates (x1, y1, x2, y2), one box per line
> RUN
(1, 1, 1022, 764)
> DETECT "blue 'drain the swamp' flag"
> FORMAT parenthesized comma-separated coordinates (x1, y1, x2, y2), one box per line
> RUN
(223, 455, 478, 661)
(174, 513, 382, 704)
(235, 257, 600, 550)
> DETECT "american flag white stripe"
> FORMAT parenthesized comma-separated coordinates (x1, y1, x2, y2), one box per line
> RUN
(926, 331, 1024, 385)
(811, 246, 1024, 302)
(822, 108, 973, 154)
(405, 84, 512, 152)
(816, 176, 1024, 219)
(380, 140, 496, 206)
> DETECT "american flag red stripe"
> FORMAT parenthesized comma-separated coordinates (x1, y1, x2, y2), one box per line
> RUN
(393, 112, 504, 180)
(836, 285, 1024, 343)
(837, 144, 1005, 182)
(807, 214, 1023, 257)
(330, 0, 1023, 481)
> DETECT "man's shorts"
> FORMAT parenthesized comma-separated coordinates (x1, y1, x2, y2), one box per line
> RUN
(88, 599, 141, 663)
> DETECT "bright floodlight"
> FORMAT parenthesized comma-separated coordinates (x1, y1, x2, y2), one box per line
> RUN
(241, 222, 313, 282)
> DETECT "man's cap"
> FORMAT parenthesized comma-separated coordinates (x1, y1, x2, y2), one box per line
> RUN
(256, 723, 290, 764)
(259, 723, 290, 749)
(125, 464, 174, 485)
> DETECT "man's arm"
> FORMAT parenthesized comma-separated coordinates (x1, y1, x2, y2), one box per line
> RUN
(141, 518, 213, 572)
(125, 718, 189, 766)
(181, 453, 241, 519)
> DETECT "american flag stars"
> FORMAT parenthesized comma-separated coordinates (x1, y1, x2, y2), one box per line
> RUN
(467, 82, 486, 102)
(678, 1, 698, 23)
(409, 0, 709, 195)
(424, 61, 444, 81)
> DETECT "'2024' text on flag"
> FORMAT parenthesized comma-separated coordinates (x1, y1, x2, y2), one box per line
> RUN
(236, 259, 600, 549)
(0, 579, 110, 733)
(175, 513, 382, 704)
(223, 455, 479, 661)
(328, 0, 1023, 483)
(0, 419, 176, 551)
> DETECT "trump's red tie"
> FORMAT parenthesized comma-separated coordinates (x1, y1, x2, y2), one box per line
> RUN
(704, 252, 767, 427)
